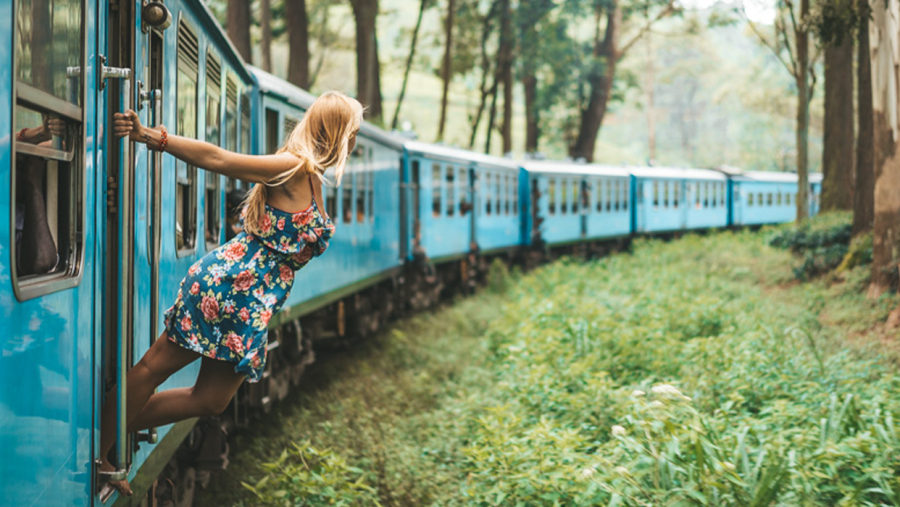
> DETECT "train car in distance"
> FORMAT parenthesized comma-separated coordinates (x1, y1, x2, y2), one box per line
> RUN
(520, 161, 632, 247)
(631, 167, 730, 234)
(731, 171, 823, 226)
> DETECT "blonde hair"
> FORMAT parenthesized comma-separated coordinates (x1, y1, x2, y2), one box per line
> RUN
(242, 91, 364, 236)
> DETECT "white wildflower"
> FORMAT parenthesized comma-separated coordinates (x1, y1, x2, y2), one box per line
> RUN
(613, 466, 630, 476)
(611, 425, 627, 437)
(631, 389, 645, 397)
(649, 400, 665, 408)
(722, 461, 736, 471)
(580, 466, 596, 479)
(651, 383, 692, 401)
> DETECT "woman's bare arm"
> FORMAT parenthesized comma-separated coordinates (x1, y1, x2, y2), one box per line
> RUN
(113, 109, 300, 183)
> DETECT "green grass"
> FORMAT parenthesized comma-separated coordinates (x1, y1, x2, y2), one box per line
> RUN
(197, 224, 900, 506)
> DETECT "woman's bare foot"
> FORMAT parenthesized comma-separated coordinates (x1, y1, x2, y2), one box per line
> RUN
(98, 458, 133, 496)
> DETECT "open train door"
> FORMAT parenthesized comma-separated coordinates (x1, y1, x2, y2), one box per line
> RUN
(95, 0, 171, 501)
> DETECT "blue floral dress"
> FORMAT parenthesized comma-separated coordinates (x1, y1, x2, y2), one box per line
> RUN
(163, 182, 335, 383)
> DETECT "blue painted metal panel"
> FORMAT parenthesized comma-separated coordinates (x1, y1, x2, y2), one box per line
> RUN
(584, 175, 631, 239)
(474, 165, 520, 252)
(731, 173, 799, 225)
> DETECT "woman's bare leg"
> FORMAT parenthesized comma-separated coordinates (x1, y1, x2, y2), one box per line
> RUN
(98, 331, 200, 495)
(126, 356, 246, 432)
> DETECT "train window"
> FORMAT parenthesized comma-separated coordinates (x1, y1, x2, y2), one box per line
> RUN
(343, 168, 354, 223)
(622, 181, 629, 210)
(606, 180, 612, 212)
(507, 174, 514, 215)
(512, 173, 518, 214)
(673, 183, 681, 208)
(368, 148, 375, 221)
(496, 174, 502, 215)
(240, 91, 252, 153)
(595, 180, 603, 212)
(458, 167, 467, 214)
(484, 173, 492, 215)
(204, 53, 222, 248)
(561, 179, 569, 214)
(757, 192, 763, 207)
(432, 163, 442, 217)
(356, 170, 366, 223)
(748, 192, 754, 206)
(610, 180, 617, 211)
(548, 179, 556, 215)
(653, 181, 659, 208)
(446, 166, 456, 216)
(776, 193, 782, 205)
(326, 180, 337, 219)
(503, 173, 510, 215)
(265, 108, 279, 155)
(12, 0, 85, 295)
(664, 181, 671, 208)
(176, 21, 199, 254)
(225, 76, 238, 151)
(767, 193, 773, 206)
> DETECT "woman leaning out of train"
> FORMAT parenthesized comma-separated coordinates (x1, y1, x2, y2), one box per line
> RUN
(100, 91, 363, 495)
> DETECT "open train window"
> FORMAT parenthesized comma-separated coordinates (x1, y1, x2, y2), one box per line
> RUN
(595, 180, 603, 212)
(446, 166, 455, 216)
(653, 181, 660, 208)
(12, 0, 85, 298)
(673, 182, 680, 208)
(570, 180, 578, 214)
(432, 163, 442, 217)
(559, 179, 567, 214)
(776, 193, 782, 205)
(458, 167, 467, 214)
(342, 168, 354, 223)
(606, 180, 613, 212)
(240, 91, 252, 154)
(485, 173, 493, 215)
(265, 108, 279, 155)
(757, 192, 763, 207)
(508, 174, 515, 215)
(204, 52, 222, 248)
(368, 147, 375, 221)
(176, 21, 199, 254)
(512, 174, 519, 215)
(548, 179, 556, 215)
(325, 176, 338, 219)
(767, 193, 773, 206)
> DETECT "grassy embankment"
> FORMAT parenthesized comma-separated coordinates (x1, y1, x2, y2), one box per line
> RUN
(199, 214, 900, 506)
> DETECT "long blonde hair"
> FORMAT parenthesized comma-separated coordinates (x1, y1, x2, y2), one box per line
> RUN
(243, 91, 364, 236)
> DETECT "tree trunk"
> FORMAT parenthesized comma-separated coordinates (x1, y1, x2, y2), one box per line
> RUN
(286, 0, 310, 88)
(437, 0, 456, 141)
(523, 73, 539, 153)
(392, 0, 427, 130)
(869, 0, 900, 296)
(260, 0, 273, 72)
(351, 0, 383, 120)
(794, 0, 810, 221)
(570, 4, 620, 162)
(499, 0, 513, 154)
(468, 0, 499, 149)
(854, 8, 874, 235)
(227, 0, 252, 61)
(646, 28, 656, 163)
(484, 73, 500, 154)
(821, 40, 855, 211)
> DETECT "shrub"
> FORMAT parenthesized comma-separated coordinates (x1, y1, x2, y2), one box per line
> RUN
(768, 212, 855, 279)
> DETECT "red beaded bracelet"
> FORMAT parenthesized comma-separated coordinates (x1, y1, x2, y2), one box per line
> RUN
(158, 126, 168, 152)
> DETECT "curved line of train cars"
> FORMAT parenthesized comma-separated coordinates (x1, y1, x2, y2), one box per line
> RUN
(0, 0, 823, 504)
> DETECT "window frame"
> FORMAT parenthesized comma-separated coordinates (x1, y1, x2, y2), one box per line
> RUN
(175, 19, 200, 257)
(204, 51, 223, 250)
(11, 0, 88, 300)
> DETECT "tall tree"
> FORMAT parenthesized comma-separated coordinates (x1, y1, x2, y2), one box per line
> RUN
(745, 0, 820, 220)
(854, 5, 873, 234)
(498, 0, 514, 154)
(868, 0, 900, 297)
(568, 0, 677, 161)
(227, 0, 252, 61)
(260, 0, 273, 72)
(820, 39, 854, 211)
(469, 0, 500, 149)
(392, 0, 430, 130)
(286, 0, 310, 88)
(350, 0, 383, 121)
(437, 0, 457, 141)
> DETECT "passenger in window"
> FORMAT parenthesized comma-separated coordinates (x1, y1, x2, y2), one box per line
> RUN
(101, 92, 363, 496)
(14, 115, 67, 276)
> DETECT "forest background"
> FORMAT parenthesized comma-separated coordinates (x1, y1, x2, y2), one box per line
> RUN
(204, 0, 820, 173)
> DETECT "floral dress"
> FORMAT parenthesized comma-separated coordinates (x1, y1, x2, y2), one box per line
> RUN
(163, 182, 335, 383)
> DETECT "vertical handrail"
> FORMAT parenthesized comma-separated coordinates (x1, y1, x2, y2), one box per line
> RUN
(116, 72, 134, 474)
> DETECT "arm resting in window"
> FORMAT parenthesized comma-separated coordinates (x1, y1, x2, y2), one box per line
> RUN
(113, 109, 301, 183)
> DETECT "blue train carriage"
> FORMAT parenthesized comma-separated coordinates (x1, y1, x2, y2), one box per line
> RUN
(519, 161, 632, 247)
(631, 167, 729, 233)
(3, 0, 258, 504)
(730, 171, 803, 225)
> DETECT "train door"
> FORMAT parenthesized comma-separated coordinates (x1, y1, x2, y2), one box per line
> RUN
(96, 0, 171, 499)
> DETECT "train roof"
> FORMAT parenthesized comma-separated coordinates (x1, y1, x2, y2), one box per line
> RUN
(519, 160, 631, 177)
(629, 166, 727, 180)
(248, 66, 405, 149)
(403, 141, 520, 170)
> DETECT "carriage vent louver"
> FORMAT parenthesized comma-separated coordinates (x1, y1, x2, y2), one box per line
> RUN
(177, 22, 199, 66)
(226, 77, 238, 105)
(207, 54, 221, 88)
(284, 117, 298, 138)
